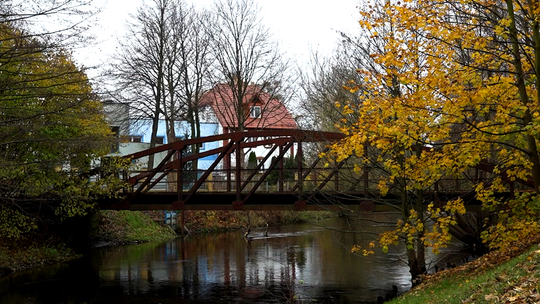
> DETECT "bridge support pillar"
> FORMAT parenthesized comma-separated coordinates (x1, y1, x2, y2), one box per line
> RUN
(172, 200, 187, 236)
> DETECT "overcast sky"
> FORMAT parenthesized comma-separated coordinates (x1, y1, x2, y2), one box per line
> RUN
(75, 0, 361, 77)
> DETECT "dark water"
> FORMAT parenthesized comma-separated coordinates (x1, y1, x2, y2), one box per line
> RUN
(0, 215, 472, 303)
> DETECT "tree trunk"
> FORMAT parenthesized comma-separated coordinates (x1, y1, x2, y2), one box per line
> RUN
(188, 101, 200, 171)
(506, 0, 540, 192)
(148, 106, 160, 170)
(166, 118, 177, 191)
(415, 144, 426, 277)
(411, 189, 426, 285)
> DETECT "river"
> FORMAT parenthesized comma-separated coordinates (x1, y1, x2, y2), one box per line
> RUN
(0, 214, 473, 303)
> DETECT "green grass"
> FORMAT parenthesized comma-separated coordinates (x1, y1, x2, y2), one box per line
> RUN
(0, 211, 176, 277)
(390, 244, 540, 303)
(0, 241, 79, 275)
(92, 210, 176, 243)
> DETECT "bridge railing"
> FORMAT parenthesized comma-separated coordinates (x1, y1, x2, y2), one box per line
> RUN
(127, 167, 365, 193)
(125, 165, 505, 196)
(114, 130, 532, 209)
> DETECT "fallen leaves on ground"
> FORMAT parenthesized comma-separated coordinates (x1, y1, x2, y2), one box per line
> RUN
(409, 233, 540, 303)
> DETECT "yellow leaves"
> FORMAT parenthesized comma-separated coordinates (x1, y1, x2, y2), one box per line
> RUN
(351, 241, 376, 256)
(380, 230, 400, 248)
(444, 198, 466, 215)
(378, 179, 390, 196)
(328, 0, 540, 258)
(480, 192, 540, 252)
(363, 249, 375, 256)
(421, 201, 466, 253)
(360, 202, 460, 255)
(342, 105, 354, 115)
(498, 17, 512, 28)
(359, 20, 373, 30)
(342, 85, 358, 94)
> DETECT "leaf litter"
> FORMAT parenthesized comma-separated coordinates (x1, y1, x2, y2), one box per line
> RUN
(401, 233, 540, 303)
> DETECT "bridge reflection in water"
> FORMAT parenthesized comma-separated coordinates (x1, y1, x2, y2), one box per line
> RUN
(95, 217, 409, 303)
(0, 219, 476, 303)
(97, 130, 526, 211)
(91, 217, 471, 303)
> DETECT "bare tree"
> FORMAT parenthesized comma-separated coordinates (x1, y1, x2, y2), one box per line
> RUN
(111, 0, 173, 170)
(299, 9, 400, 132)
(110, 0, 217, 170)
(173, 6, 214, 168)
(0, 0, 98, 47)
(298, 49, 361, 131)
(207, 0, 292, 132)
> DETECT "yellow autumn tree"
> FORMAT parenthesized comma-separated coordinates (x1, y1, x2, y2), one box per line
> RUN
(332, 0, 540, 280)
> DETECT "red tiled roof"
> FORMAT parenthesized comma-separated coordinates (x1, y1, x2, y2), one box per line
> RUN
(200, 84, 297, 130)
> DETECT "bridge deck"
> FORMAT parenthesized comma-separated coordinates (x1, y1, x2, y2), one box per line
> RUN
(98, 190, 481, 211)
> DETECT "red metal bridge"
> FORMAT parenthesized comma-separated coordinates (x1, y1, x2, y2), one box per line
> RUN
(97, 129, 527, 212)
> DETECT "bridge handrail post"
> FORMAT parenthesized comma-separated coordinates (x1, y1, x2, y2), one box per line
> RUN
(297, 142, 304, 194)
(364, 168, 369, 195)
(226, 143, 232, 192)
(177, 149, 183, 202)
(235, 140, 242, 202)
(279, 145, 284, 192)
(334, 158, 339, 192)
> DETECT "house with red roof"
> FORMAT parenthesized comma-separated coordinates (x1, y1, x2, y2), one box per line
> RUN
(200, 83, 298, 170)
(200, 83, 297, 132)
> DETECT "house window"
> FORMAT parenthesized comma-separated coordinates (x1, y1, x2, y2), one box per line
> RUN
(155, 136, 164, 144)
(250, 105, 261, 118)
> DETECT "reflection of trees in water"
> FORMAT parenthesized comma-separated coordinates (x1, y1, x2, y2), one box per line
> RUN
(95, 226, 343, 301)
(92, 218, 470, 303)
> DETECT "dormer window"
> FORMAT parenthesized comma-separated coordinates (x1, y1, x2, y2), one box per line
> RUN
(250, 105, 261, 118)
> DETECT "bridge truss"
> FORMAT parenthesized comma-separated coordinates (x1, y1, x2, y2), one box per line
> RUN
(98, 130, 531, 212)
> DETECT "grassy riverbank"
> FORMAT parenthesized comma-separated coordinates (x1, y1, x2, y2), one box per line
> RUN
(390, 233, 540, 304)
(0, 210, 176, 277)
(90, 210, 176, 244)
(0, 236, 80, 277)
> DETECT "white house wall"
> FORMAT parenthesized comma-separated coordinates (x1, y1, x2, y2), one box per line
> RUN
(124, 119, 221, 170)
(128, 119, 220, 144)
